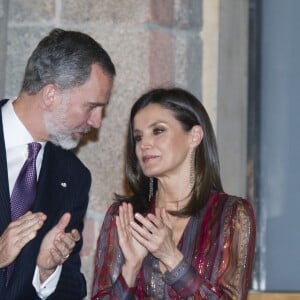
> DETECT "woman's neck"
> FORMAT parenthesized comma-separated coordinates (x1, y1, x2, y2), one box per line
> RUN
(155, 181, 192, 211)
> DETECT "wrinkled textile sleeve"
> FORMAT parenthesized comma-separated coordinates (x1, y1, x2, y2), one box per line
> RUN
(92, 203, 137, 300)
(165, 195, 256, 300)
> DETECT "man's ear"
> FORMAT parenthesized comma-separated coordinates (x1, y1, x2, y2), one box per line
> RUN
(41, 84, 60, 111)
(190, 125, 203, 147)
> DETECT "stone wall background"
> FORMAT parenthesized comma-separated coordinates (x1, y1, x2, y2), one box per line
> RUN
(1, 1, 250, 298)
(2, 1, 203, 297)
(0, 0, 9, 95)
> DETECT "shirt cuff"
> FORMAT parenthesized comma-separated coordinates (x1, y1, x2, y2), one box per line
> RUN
(164, 257, 203, 298)
(32, 265, 62, 299)
(164, 257, 190, 285)
(116, 273, 137, 297)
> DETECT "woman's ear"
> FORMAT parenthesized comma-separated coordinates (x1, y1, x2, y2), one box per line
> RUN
(190, 125, 203, 147)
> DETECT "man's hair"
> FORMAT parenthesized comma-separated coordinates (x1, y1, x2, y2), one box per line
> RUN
(21, 28, 116, 95)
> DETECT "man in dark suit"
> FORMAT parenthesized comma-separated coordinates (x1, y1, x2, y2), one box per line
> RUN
(0, 28, 115, 299)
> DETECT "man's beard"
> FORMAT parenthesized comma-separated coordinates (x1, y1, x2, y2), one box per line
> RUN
(44, 100, 89, 150)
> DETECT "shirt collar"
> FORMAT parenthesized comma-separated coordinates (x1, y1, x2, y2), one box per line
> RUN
(2, 99, 46, 149)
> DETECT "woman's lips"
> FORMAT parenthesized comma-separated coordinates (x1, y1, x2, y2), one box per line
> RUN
(142, 155, 158, 163)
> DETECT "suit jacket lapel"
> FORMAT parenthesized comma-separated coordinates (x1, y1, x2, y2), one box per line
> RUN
(33, 143, 67, 226)
(0, 100, 12, 234)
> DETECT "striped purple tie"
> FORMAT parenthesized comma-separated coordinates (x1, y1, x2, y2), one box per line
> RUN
(10, 142, 41, 220)
(6, 142, 41, 285)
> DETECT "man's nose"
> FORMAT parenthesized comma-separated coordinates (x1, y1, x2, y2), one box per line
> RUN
(87, 108, 103, 129)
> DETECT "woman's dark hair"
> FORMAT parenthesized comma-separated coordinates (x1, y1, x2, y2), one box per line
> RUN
(116, 87, 223, 216)
(21, 28, 116, 95)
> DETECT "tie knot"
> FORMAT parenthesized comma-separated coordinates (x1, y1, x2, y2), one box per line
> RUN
(28, 142, 41, 160)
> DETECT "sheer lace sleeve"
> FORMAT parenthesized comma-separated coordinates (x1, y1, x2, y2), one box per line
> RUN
(92, 203, 137, 300)
(166, 195, 256, 300)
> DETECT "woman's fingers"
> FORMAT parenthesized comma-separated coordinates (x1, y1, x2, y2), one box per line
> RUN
(134, 213, 161, 234)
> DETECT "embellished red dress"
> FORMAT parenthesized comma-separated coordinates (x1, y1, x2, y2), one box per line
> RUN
(92, 192, 256, 300)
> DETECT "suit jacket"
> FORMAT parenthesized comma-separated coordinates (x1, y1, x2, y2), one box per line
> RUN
(0, 99, 91, 299)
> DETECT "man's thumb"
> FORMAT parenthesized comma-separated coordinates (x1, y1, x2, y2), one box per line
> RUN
(56, 212, 71, 231)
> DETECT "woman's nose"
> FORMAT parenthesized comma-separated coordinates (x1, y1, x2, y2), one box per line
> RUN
(140, 136, 152, 149)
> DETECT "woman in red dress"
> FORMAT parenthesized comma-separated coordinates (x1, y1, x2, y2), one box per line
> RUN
(92, 87, 256, 300)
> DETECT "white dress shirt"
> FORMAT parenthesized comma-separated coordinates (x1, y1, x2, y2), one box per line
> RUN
(2, 99, 62, 299)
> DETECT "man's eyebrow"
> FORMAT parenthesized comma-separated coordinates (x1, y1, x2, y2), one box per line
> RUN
(88, 101, 108, 108)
